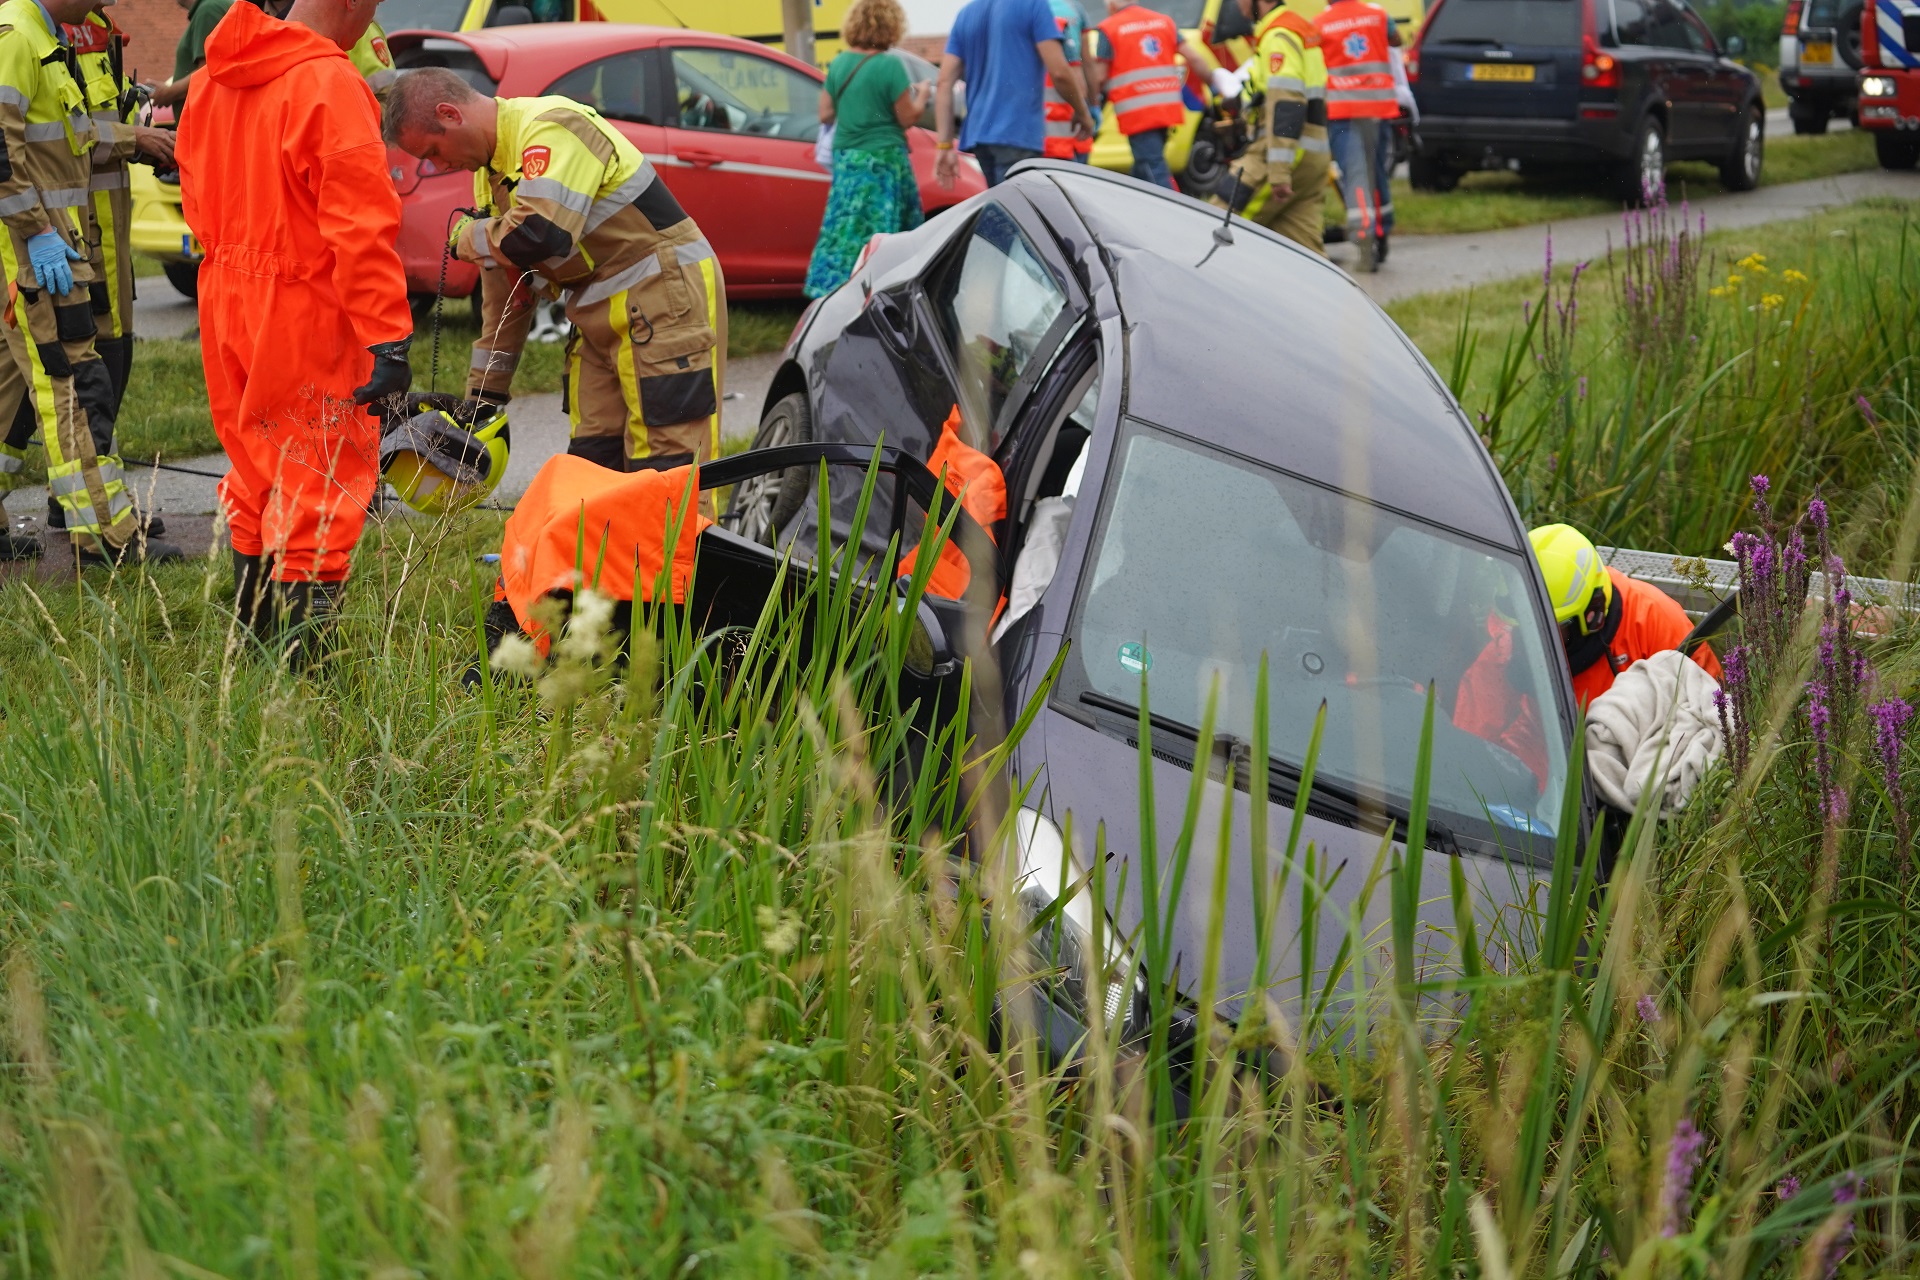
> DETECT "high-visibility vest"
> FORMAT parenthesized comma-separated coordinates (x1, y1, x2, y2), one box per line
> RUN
(1044, 12, 1090, 159)
(899, 407, 1005, 602)
(1315, 0, 1398, 120)
(1569, 569, 1724, 706)
(500, 454, 710, 652)
(1097, 4, 1186, 135)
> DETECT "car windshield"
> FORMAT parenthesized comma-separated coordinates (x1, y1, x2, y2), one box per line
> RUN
(1422, 0, 1582, 45)
(376, 0, 471, 32)
(1068, 424, 1567, 851)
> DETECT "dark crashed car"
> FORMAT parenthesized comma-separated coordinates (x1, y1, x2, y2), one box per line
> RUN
(700, 160, 1585, 1060)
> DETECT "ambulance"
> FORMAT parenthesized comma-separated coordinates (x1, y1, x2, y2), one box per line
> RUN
(132, 0, 851, 297)
(1076, 0, 1424, 190)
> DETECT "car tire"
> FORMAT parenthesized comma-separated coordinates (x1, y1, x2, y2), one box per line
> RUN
(1788, 102, 1829, 135)
(163, 260, 199, 300)
(725, 391, 813, 546)
(1877, 131, 1920, 170)
(1409, 152, 1460, 192)
(1618, 116, 1665, 206)
(1838, 2, 1866, 68)
(1720, 105, 1763, 191)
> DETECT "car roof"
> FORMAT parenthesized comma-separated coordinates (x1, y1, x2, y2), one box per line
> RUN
(388, 23, 824, 81)
(1000, 162, 1522, 551)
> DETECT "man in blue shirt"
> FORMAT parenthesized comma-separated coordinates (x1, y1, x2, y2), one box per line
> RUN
(935, 0, 1096, 188)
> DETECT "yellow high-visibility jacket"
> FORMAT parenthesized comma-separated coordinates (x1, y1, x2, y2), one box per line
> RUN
(1248, 5, 1328, 183)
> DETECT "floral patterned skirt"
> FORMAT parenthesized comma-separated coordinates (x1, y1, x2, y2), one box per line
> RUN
(804, 146, 925, 299)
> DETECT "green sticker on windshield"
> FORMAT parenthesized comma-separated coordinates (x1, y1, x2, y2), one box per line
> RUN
(1117, 641, 1152, 676)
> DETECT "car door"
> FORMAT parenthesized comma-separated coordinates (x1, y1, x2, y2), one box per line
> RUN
(1679, 4, 1745, 150)
(541, 46, 672, 178)
(800, 194, 1089, 562)
(659, 40, 831, 293)
(1638, 0, 1712, 146)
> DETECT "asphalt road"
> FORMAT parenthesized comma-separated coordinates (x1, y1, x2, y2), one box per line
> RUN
(13, 158, 1909, 534)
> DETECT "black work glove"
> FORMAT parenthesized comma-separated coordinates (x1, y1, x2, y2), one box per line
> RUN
(353, 337, 413, 407)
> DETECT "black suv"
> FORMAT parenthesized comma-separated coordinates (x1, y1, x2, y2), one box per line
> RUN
(1408, 0, 1765, 202)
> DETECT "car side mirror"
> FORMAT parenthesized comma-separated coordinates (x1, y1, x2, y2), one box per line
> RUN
(488, 3, 533, 25)
(902, 589, 973, 680)
(1725, 33, 1745, 55)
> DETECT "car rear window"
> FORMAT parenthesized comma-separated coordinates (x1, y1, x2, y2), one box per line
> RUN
(1422, 0, 1582, 46)
(392, 38, 499, 95)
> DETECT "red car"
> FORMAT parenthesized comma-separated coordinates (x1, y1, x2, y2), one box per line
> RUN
(386, 25, 984, 301)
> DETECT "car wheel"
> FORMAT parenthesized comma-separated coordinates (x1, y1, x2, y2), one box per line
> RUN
(725, 391, 814, 547)
(1877, 131, 1920, 170)
(1838, 2, 1866, 68)
(1720, 105, 1763, 191)
(1409, 152, 1460, 192)
(163, 260, 199, 300)
(1619, 116, 1665, 206)
(1788, 102, 1829, 135)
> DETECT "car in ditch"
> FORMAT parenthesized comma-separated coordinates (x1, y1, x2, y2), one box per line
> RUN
(690, 160, 1584, 1066)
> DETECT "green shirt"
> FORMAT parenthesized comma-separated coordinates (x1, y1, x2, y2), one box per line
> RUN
(174, 0, 233, 81)
(824, 49, 911, 155)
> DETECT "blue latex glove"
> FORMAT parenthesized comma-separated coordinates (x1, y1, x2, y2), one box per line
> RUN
(26, 230, 82, 297)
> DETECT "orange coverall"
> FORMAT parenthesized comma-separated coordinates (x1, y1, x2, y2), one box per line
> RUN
(177, 3, 409, 583)
(1453, 567, 1725, 787)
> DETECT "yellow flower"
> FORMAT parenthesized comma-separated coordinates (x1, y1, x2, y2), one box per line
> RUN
(1709, 286, 1730, 298)
(1783, 268, 1809, 284)
(1727, 274, 1745, 285)
(1736, 253, 1768, 273)
(1760, 293, 1785, 311)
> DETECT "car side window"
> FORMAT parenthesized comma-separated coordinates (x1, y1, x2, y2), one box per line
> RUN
(545, 51, 655, 125)
(932, 203, 1069, 446)
(1606, 0, 1648, 45)
(669, 47, 821, 142)
(1640, 0, 1694, 49)
(1680, 9, 1717, 53)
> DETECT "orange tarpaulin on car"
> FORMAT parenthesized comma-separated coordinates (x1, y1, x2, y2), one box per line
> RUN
(500, 454, 710, 648)
(899, 406, 1006, 600)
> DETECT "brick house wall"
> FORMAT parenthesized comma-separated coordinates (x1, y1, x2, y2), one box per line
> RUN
(110, 0, 189, 82)
(899, 32, 945, 62)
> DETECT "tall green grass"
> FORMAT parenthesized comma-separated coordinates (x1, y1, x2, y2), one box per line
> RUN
(1436, 199, 1920, 560)
(2, 453, 1916, 1275)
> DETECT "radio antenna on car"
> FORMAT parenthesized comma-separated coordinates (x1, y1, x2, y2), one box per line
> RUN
(1196, 174, 1239, 269)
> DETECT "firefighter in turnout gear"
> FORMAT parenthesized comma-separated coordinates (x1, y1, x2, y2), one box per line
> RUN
(1221, 0, 1329, 254)
(0, 0, 179, 562)
(384, 69, 727, 479)
(347, 18, 394, 95)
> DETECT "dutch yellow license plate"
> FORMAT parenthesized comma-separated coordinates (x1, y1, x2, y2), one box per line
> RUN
(1470, 62, 1537, 81)
(1802, 40, 1834, 62)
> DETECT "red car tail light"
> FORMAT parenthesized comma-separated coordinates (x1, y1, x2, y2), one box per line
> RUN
(1783, 0, 1802, 36)
(1582, 34, 1620, 86)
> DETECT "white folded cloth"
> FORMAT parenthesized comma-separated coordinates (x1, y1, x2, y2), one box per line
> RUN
(1585, 650, 1724, 814)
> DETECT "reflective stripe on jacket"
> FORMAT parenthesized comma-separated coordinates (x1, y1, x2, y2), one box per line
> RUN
(1315, 0, 1398, 119)
(1248, 6, 1328, 176)
(1097, 4, 1186, 134)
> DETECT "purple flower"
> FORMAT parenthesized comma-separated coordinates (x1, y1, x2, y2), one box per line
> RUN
(1870, 698, 1912, 773)
(1751, 474, 1771, 498)
(1826, 1173, 1862, 1278)
(1662, 1117, 1707, 1237)
(1858, 394, 1878, 426)
(1778, 1175, 1802, 1201)
(1637, 994, 1660, 1023)
(1809, 497, 1829, 532)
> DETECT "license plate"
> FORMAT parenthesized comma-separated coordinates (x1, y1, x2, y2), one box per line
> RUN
(1470, 62, 1536, 81)
(182, 233, 202, 260)
(1802, 40, 1834, 63)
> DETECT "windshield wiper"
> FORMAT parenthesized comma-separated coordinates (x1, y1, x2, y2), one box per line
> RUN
(1076, 691, 1456, 853)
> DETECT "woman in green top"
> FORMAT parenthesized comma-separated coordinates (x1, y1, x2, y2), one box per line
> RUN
(803, 0, 932, 298)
